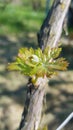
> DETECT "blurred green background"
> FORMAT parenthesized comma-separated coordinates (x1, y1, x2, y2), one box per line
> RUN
(0, 0, 73, 130)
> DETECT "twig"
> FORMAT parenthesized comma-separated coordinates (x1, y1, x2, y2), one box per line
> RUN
(56, 112, 73, 130)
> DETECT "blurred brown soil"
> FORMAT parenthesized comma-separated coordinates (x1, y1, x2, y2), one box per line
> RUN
(0, 35, 73, 130)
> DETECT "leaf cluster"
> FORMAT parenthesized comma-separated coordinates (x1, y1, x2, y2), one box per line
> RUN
(7, 47, 69, 83)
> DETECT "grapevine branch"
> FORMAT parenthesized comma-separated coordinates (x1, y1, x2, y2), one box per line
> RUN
(16, 0, 71, 130)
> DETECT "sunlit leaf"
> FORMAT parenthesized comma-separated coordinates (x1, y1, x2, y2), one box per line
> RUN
(7, 46, 69, 84)
(7, 63, 21, 71)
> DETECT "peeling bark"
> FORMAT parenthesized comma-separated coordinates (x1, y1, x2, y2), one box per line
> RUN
(19, 0, 71, 130)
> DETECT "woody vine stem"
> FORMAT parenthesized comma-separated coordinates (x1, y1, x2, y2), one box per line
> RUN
(8, 0, 71, 130)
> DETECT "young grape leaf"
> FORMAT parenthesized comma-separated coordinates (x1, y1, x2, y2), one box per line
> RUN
(7, 46, 69, 84)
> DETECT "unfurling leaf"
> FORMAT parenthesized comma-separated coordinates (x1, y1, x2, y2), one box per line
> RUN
(7, 46, 69, 84)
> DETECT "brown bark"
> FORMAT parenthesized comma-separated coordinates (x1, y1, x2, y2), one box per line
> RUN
(19, 77, 48, 130)
(38, 0, 71, 50)
(19, 0, 71, 130)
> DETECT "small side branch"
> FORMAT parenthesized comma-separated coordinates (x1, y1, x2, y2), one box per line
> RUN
(56, 112, 73, 130)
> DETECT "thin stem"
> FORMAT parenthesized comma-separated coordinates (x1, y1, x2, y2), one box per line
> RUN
(56, 112, 73, 130)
